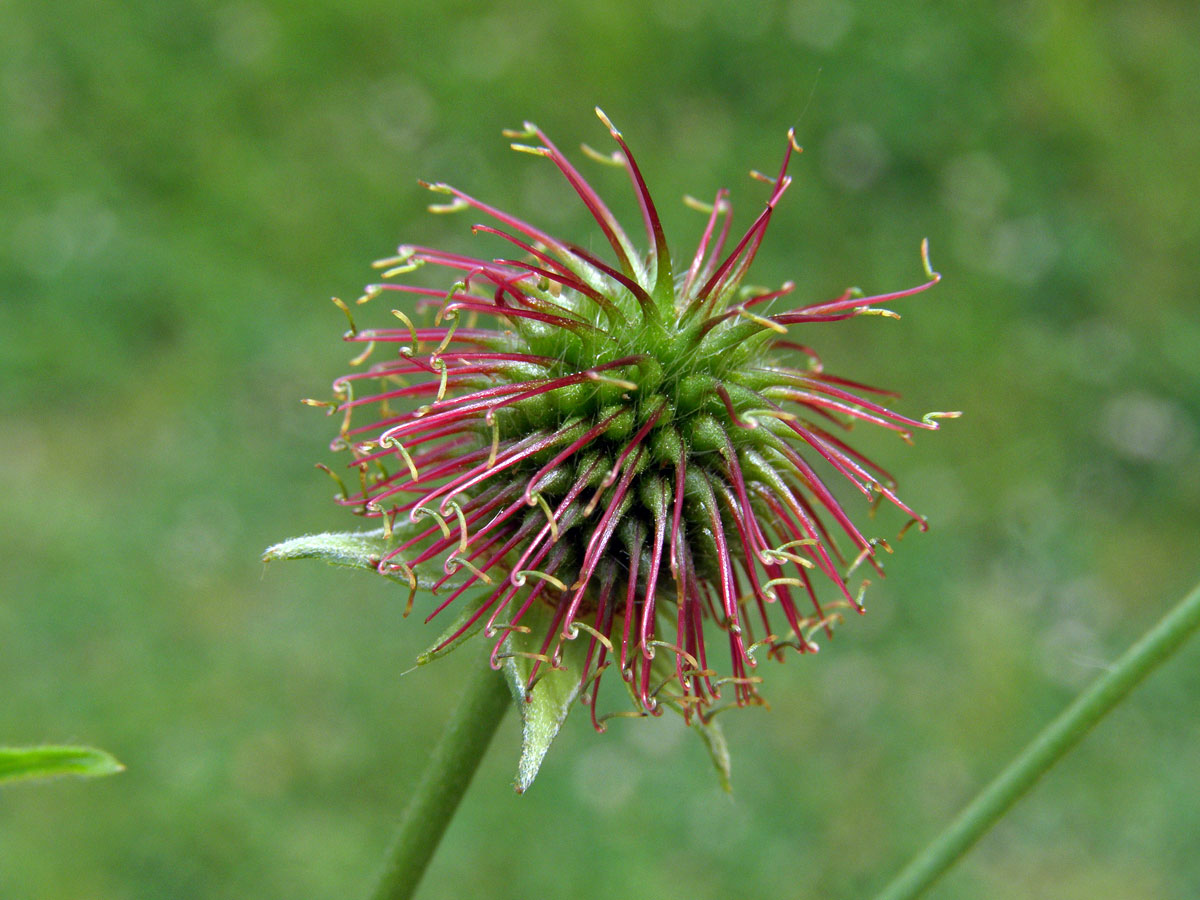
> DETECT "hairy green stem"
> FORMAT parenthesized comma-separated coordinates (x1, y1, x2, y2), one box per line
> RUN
(872, 577, 1200, 900)
(369, 662, 511, 900)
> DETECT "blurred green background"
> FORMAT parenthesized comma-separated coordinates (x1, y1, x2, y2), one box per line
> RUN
(3, 0, 1199, 897)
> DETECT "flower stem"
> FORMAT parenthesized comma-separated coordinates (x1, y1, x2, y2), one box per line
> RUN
(872, 577, 1200, 900)
(369, 661, 511, 900)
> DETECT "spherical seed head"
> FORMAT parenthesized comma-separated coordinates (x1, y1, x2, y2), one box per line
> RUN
(326, 110, 953, 727)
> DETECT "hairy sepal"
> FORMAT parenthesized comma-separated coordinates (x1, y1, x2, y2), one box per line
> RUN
(624, 653, 734, 792)
(262, 528, 460, 593)
(416, 590, 492, 666)
(500, 602, 590, 793)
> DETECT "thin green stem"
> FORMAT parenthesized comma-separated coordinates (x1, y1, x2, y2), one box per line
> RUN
(369, 661, 511, 900)
(872, 577, 1200, 900)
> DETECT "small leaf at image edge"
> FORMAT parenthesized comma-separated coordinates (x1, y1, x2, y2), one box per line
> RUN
(0, 746, 125, 785)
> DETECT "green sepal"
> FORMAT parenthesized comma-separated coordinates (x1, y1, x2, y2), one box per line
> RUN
(0, 745, 124, 786)
(263, 528, 403, 582)
(625, 653, 734, 792)
(416, 589, 491, 666)
(500, 602, 589, 793)
(686, 712, 732, 793)
(262, 528, 460, 593)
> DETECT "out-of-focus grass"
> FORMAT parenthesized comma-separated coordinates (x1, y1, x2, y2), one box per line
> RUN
(2, 1, 1198, 898)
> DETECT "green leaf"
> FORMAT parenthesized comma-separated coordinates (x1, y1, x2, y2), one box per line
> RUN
(500, 603, 589, 793)
(262, 528, 460, 592)
(0, 746, 124, 785)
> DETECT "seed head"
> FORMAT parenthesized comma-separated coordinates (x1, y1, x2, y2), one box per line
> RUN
(321, 110, 954, 729)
